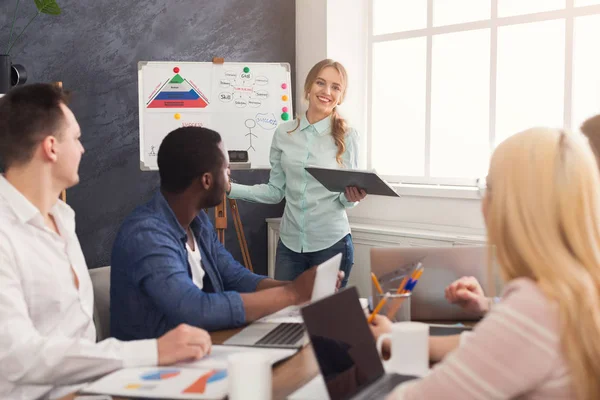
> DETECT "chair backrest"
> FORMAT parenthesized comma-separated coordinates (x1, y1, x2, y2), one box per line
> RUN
(89, 266, 111, 341)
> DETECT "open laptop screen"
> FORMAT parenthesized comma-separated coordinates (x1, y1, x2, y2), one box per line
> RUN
(301, 287, 385, 400)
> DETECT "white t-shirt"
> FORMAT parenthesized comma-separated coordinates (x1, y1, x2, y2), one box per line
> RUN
(186, 235, 205, 289)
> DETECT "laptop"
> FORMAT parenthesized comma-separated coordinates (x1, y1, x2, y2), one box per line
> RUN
(223, 253, 342, 349)
(370, 246, 502, 321)
(301, 287, 417, 400)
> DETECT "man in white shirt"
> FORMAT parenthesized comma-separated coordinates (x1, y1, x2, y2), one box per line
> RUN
(0, 83, 212, 400)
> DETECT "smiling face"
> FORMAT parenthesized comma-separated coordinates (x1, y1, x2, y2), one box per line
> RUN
(306, 66, 345, 117)
(303, 60, 348, 120)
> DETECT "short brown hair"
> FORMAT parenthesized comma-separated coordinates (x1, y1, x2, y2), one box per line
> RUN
(0, 83, 71, 169)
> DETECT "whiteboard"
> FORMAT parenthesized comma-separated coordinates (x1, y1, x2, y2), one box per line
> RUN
(138, 61, 293, 170)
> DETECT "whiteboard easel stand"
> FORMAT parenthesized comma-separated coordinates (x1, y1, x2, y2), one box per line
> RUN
(210, 57, 253, 273)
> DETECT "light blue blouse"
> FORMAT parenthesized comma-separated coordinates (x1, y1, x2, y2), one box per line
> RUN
(228, 113, 359, 253)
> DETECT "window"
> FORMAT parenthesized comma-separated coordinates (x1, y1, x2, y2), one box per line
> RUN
(368, 1, 600, 185)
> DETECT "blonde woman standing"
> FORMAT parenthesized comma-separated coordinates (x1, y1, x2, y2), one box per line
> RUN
(374, 128, 600, 399)
(227, 59, 366, 286)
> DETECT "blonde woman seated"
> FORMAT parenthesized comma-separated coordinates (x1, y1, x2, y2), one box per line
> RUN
(371, 127, 600, 400)
(443, 114, 600, 317)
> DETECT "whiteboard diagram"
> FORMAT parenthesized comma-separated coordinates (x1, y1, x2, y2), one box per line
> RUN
(138, 61, 293, 170)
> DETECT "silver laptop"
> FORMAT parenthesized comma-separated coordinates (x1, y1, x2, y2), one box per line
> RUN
(224, 253, 342, 349)
(302, 287, 417, 400)
(370, 246, 502, 321)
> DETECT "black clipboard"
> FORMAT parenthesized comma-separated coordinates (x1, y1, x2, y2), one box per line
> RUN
(305, 167, 400, 197)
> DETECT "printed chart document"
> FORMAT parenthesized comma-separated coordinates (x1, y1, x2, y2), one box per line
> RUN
(82, 367, 227, 399)
(177, 345, 297, 369)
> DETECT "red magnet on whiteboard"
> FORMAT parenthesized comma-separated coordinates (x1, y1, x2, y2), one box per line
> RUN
(282, 106, 288, 112)
(281, 83, 287, 89)
(173, 67, 180, 73)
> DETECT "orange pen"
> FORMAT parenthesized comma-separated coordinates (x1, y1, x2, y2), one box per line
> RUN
(371, 272, 384, 295)
(368, 294, 389, 324)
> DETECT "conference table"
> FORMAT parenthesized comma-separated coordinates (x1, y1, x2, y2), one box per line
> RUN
(63, 322, 475, 400)
(62, 327, 320, 400)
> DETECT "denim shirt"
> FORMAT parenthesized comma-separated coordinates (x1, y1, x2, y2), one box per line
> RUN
(110, 191, 266, 339)
(229, 114, 359, 253)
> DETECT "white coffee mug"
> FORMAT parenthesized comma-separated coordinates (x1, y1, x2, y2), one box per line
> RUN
(376, 321, 429, 377)
(228, 352, 272, 400)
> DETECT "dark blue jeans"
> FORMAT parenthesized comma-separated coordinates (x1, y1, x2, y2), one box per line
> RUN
(274, 234, 354, 287)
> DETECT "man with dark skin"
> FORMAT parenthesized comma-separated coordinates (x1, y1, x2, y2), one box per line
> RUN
(111, 126, 344, 339)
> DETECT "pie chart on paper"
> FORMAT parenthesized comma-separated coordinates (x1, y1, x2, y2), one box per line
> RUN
(140, 369, 181, 381)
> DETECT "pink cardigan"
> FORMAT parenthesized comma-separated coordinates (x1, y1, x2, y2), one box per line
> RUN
(390, 278, 575, 399)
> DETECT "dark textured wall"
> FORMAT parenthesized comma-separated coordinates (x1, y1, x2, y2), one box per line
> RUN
(0, 0, 293, 275)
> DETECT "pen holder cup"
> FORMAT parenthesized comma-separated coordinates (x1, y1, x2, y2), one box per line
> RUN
(376, 292, 411, 322)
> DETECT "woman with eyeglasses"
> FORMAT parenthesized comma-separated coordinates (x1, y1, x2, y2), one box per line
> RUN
(372, 127, 600, 399)
(445, 114, 600, 317)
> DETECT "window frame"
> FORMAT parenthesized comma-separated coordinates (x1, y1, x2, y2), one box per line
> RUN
(367, 0, 600, 187)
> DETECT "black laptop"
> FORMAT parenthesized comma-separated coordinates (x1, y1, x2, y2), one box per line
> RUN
(301, 287, 417, 400)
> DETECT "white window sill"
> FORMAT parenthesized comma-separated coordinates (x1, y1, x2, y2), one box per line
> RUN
(391, 183, 480, 200)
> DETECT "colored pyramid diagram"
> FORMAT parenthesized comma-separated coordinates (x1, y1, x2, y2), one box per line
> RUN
(147, 74, 209, 108)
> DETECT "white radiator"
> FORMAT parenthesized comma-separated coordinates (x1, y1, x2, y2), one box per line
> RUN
(266, 218, 486, 297)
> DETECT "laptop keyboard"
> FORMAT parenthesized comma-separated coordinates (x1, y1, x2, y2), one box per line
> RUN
(356, 374, 416, 399)
(255, 323, 305, 347)
(362, 384, 395, 400)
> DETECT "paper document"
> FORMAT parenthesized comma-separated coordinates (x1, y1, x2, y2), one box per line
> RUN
(428, 323, 472, 337)
(311, 253, 342, 301)
(256, 253, 342, 324)
(428, 322, 467, 328)
(82, 367, 227, 399)
(178, 345, 297, 369)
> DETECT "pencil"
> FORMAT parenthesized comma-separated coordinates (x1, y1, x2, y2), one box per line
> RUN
(386, 264, 424, 319)
(368, 295, 388, 324)
(412, 268, 424, 283)
(395, 276, 409, 294)
(371, 272, 384, 295)
(384, 274, 409, 319)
